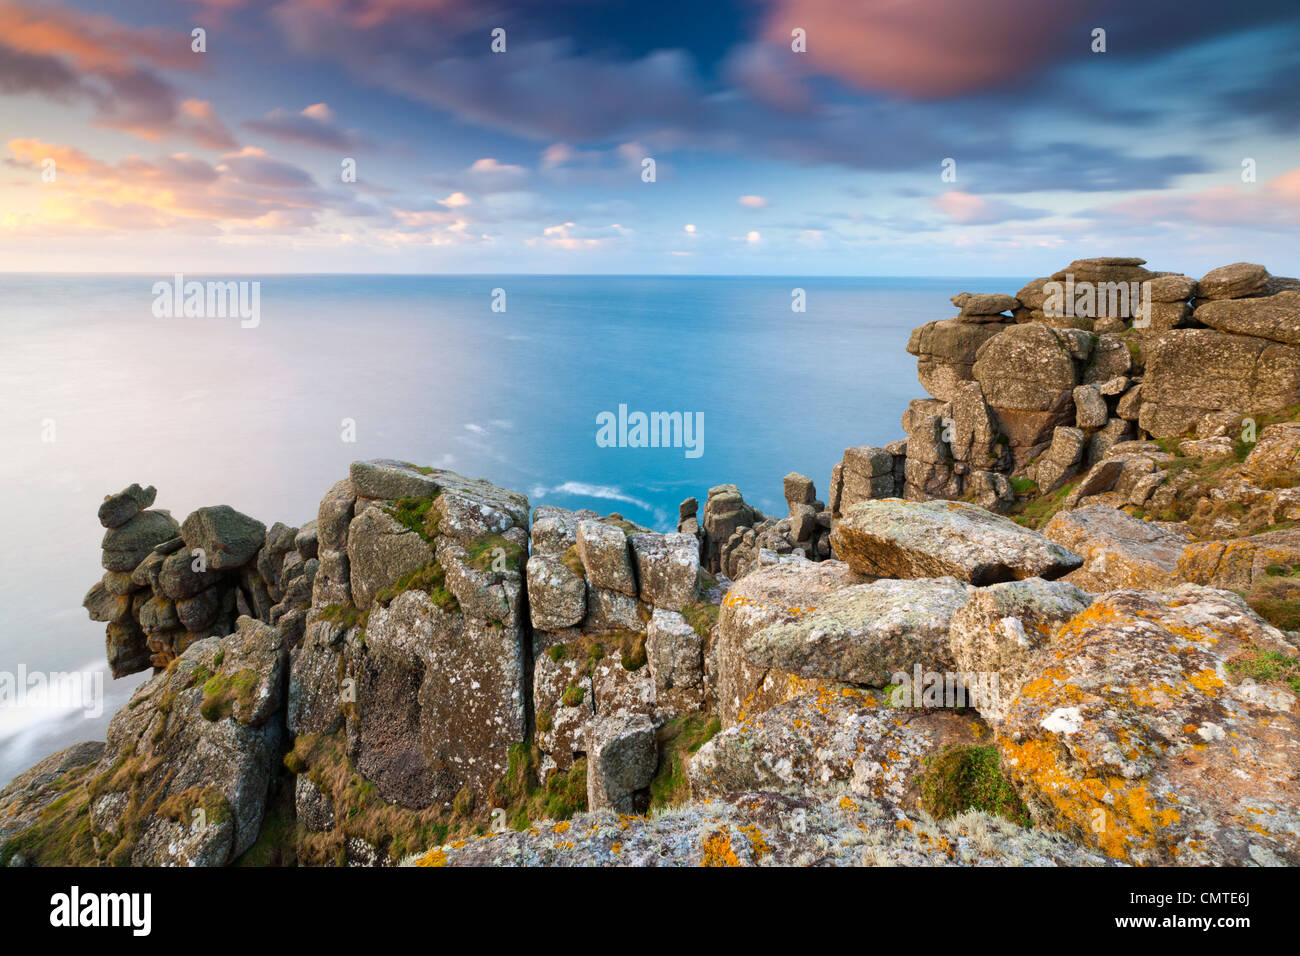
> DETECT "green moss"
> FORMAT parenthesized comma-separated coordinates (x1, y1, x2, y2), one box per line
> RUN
(1228, 648, 1300, 693)
(373, 561, 458, 613)
(648, 713, 721, 810)
(497, 742, 587, 830)
(1009, 475, 1037, 496)
(548, 643, 567, 662)
(158, 785, 232, 827)
(234, 776, 298, 866)
(681, 598, 719, 640)
(199, 668, 260, 722)
(561, 685, 585, 707)
(466, 533, 524, 575)
(601, 513, 642, 536)
(452, 786, 475, 817)
(384, 492, 443, 544)
(318, 602, 366, 630)
(917, 744, 1031, 827)
(620, 632, 647, 671)
(0, 761, 100, 866)
(536, 710, 553, 733)
(1007, 480, 1077, 530)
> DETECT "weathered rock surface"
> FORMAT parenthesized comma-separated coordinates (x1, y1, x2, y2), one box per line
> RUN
(998, 586, 1300, 865)
(412, 790, 1112, 867)
(586, 714, 657, 813)
(831, 499, 1082, 585)
(1139, 330, 1300, 438)
(101, 509, 181, 571)
(526, 554, 586, 630)
(713, 560, 864, 727)
(947, 578, 1094, 722)
(1197, 262, 1270, 300)
(0, 742, 105, 856)
(576, 519, 637, 596)
(689, 688, 987, 811)
(346, 505, 435, 611)
(628, 532, 699, 609)
(89, 617, 286, 865)
(350, 588, 526, 807)
(1044, 505, 1189, 592)
(181, 505, 266, 570)
(97, 483, 157, 529)
(907, 319, 1008, 402)
(744, 577, 973, 686)
(1195, 289, 1300, 347)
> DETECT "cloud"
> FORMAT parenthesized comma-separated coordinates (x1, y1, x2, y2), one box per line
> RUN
(245, 103, 363, 150)
(463, 158, 528, 191)
(528, 221, 630, 250)
(759, 0, 1088, 99)
(2, 138, 347, 236)
(738, 195, 768, 208)
(218, 146, 317, 188)
(0, 1, 236, 148)
(932, 191, 1049, 225)
(1092, 168, 1300, 230)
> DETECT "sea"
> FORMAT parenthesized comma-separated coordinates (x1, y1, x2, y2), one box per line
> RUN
(0, 273, 1024, 785)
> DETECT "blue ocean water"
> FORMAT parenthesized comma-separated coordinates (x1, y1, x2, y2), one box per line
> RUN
(0, 273, 1021, 784)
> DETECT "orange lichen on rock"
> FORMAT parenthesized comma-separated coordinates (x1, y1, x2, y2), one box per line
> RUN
(701, 826, 740, 867)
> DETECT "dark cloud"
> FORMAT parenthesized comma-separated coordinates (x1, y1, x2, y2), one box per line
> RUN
(245, 104, 364, 150)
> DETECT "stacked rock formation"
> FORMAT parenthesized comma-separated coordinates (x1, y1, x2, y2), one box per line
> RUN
(817, 258, 1300, 519)
(85, 484, 317, 677)
(526, 504, 708, 800)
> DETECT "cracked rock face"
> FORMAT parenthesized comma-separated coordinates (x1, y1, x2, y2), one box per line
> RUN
(830, 498, 1083, 585)
(997, 585, 1300, 866)
(947, 578, 1094, 723)
(712, 560, 866, 728)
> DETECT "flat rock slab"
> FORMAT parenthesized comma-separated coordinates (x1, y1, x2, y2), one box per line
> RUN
(713, 560, 866, 727)
(831, 498, 1083, 585)
(1195, 289, 1300, 346)
(744, 577, 973, 685)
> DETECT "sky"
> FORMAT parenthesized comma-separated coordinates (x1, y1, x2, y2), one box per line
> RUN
(0, 0, 1298, 276)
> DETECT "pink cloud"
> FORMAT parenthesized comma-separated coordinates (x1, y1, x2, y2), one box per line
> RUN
(1097, 169, 1300, 229)
(761, 0, 1087, 98)
(932, 190, 1048, 224)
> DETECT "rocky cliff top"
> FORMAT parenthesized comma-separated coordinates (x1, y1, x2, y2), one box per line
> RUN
(3, 256, 1299, 868)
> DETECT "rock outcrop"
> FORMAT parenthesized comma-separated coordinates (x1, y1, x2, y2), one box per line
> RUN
(7, 254, 1300, 870)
